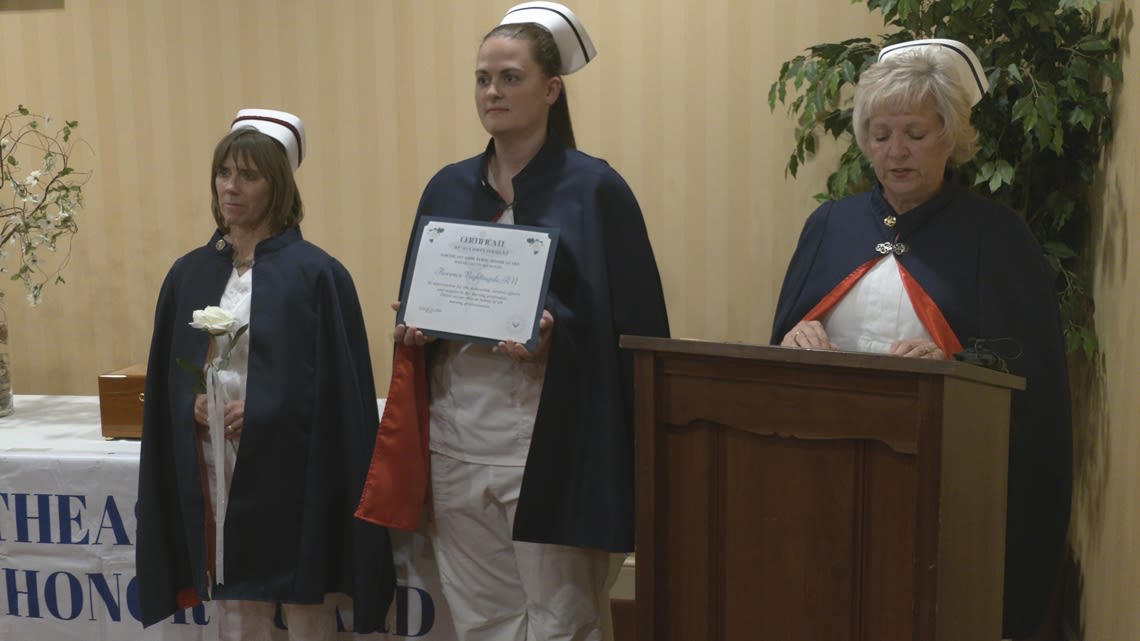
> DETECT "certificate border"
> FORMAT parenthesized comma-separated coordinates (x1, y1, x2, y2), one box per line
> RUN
(396, 216, 560, 351)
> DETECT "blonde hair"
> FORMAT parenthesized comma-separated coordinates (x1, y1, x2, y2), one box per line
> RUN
(853, 47, 980, 165)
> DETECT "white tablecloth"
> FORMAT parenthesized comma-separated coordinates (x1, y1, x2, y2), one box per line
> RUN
(1, 394, 140, 454)
(0, 395, 454, 640)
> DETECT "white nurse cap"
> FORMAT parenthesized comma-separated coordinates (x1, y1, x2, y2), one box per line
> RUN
(878, 38, 989, 106)
(230, 108, 306, 171)
(500, 2, 597, 74)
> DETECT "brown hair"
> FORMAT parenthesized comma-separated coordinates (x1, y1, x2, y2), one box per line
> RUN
(483, 22, 576, 149)
(210, 128, 304, 233)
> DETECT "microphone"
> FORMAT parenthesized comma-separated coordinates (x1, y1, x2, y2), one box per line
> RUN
(953, 337, 1022, 373)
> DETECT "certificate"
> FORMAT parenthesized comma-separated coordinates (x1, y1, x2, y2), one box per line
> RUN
(397, 217, 559, 351)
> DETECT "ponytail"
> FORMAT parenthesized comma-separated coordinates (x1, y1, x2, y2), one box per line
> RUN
(549, 85, 576, 149)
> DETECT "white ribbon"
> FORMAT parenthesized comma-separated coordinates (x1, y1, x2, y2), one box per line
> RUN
(206, 362, 227, 586)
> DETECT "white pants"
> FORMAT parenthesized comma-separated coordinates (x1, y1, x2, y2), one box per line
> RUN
(430, 452, 619, 641)
(215, 594, 338, 641)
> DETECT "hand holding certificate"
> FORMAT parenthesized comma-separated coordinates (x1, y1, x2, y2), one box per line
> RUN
(397, 217, 559, 352)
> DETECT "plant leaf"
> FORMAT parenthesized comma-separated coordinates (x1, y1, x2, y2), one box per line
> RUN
(176, 357, 207, 394)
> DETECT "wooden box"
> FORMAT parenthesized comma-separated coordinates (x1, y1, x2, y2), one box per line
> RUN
(97, 363, 147, 439)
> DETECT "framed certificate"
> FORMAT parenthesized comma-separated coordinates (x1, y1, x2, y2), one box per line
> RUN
(397, 217, 559, 351)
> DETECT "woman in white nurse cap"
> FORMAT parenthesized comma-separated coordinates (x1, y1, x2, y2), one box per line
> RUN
(476, 1, 596, 150)
(136, 107, 395, 640)
(772, 39, 1071, 641)
(215, 108, 306, 250)
(374, 3, 669, 641)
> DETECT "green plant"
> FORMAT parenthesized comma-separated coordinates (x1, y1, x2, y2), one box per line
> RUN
(768, 0, 1118, 358)
(0, 105, 89, 308)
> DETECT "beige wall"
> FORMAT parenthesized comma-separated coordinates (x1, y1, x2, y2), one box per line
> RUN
(0, 0, 1136, 638)
(1072, 1, 1140, 638)
(0, 0, 881, 395)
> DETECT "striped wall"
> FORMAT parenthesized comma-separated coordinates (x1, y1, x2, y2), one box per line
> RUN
(0, 0, 882, 395)
(1, 1, 1137, 638)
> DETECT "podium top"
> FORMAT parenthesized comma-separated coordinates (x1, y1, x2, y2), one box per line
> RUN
(619, 335, 1025, 391)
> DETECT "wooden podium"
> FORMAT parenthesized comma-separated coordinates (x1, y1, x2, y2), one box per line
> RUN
(620, 337, 1024, 641)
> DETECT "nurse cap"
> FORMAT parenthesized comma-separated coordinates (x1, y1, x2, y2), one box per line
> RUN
(230, 108, 306, 171)
(499, 2, 597, 74)
(877, 38, 989, 107)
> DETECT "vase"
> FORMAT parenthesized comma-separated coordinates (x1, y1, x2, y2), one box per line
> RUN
(0, 321, 11, 416)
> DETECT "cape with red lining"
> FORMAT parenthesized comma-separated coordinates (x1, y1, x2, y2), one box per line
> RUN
(371, 137, 669, 553)
(770, 180, 1072, 639)
(136, 227, 395, 632)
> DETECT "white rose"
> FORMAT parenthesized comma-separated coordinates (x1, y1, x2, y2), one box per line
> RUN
(189, 306, 240, 336)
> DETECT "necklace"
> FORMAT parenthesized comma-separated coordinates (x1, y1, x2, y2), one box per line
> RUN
(232, 257, 255, 269)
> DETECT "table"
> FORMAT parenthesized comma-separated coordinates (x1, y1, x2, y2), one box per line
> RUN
(0, 395, 455, 640)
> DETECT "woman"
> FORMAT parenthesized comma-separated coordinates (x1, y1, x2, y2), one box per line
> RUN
(136, 109, 394, 640)
(357, 4, 669, 640)
(770, 40, 1071, 640)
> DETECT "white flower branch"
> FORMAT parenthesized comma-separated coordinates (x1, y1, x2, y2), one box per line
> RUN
(0, 105, 92, 308)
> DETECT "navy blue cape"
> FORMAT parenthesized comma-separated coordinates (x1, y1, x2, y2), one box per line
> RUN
(404, 138, 670, 553)
(771, 181, 1072, 638)
(136, 227, 395, 632)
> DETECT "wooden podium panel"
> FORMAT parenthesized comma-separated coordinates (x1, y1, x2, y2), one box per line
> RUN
(621, 337, 1023, 641)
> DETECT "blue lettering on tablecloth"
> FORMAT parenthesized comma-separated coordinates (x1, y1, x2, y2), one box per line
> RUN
(0, 493, 131, 545)
(390, 586, 435, 637)
(3, 567, 435, 635)
(4, 570, 135, 621)
(1, 494, 438, 636)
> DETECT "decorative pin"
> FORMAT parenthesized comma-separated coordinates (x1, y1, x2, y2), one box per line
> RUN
(875, 241, 909, 256)
(883, 215, 897, 228)
(215, 239, 227, 251)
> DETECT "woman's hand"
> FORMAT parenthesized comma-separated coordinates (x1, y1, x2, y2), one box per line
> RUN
(889, 338, 944, 360)
(194, 394, 208, 431)
(194, 395, 246, 440)
(495, 309, 554, 363)
(391, 300, 437, 347)
(780, 320, 838, 350)
(222, 401, 245, 439)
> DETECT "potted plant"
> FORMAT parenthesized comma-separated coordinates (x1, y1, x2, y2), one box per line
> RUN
(0, 105, 89, 415)
(768, 0, 1118, 359)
